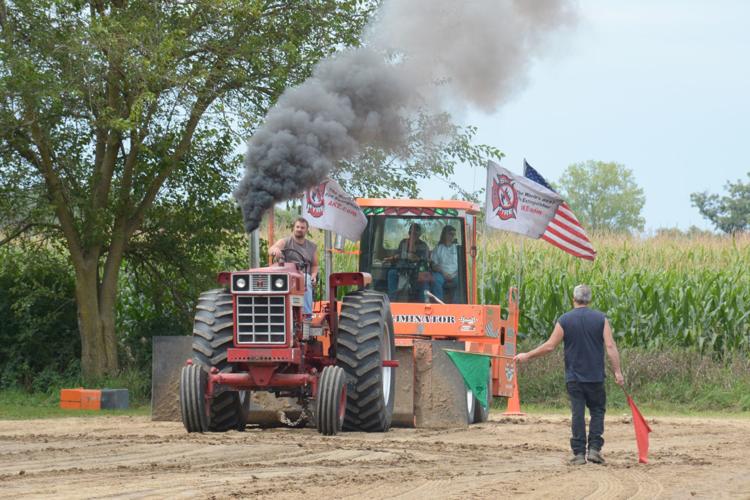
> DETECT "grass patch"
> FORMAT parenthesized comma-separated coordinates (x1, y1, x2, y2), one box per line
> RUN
(0, 368, 152, 420)
(490, 402, 750, 419)
(0, 388, 149, 419)
(506, 345, 750, 414)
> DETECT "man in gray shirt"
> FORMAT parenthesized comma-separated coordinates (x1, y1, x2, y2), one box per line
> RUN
(515, 284, 624, 465)
(269, 217, 319, 316)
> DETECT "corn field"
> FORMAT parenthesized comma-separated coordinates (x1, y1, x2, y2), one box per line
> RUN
(480, 232, 750, 354)
(314, 228, 750, 354)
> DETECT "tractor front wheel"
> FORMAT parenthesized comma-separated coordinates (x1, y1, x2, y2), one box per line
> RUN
(189, 289, 249, 431)
(316, 366, 347, 435)
(180, 363, 208, 433)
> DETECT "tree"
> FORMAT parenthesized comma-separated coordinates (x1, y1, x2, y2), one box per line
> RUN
(691, 173, 750, 234)
(558, 161, 645, 233)
(0, 0, 372, 377)
(333, 113, 503, 198)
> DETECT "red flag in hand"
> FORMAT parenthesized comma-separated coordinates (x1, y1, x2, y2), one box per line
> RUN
(625, 392, 652, 463)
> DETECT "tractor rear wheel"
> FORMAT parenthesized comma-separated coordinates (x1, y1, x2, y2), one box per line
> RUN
(189, 288, 249, 432)
(179, 363, 208, 432)
(315, 366, 347, 435)
(336, 290, 396, 432)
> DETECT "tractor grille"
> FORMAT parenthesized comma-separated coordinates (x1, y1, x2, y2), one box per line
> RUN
(236, 295, 287, 344)
(251, 274, 270, 292)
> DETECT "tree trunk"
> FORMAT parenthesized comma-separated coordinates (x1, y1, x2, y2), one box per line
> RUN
(74, 258, 119, 378)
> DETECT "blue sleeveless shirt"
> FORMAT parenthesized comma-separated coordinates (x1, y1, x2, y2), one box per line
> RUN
(558, 307, 606, 382)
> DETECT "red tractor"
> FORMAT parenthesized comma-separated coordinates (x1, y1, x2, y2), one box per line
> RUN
(178, 198, 519, 434)
(179, 256, 396, 435)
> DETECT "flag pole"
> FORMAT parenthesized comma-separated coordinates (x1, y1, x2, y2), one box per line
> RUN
(481, 215, 488, 305)
(517, 235, 524, 309)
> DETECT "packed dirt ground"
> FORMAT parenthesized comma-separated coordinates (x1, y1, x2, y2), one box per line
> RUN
(1, 412, 749, 499)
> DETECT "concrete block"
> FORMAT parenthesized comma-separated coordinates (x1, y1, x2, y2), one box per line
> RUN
(101, 389, 129, 410)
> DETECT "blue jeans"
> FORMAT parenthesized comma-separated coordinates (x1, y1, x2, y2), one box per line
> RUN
(567, 381, 606, 455)
(304, 273, 313, 316)
(431, 272, 456, 301)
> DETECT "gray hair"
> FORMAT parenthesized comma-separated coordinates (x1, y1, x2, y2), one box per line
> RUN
(573, 284, 592, 304)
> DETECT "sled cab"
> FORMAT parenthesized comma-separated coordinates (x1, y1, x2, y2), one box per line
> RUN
(357, 199, 479, 305)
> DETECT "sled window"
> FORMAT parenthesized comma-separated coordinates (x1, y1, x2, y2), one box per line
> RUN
(359, 215, 468, 304)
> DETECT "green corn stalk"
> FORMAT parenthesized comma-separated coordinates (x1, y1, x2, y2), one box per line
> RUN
(479, 232, 750, 355)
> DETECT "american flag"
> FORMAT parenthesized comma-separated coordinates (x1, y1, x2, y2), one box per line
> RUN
(523, 161, 596, 261)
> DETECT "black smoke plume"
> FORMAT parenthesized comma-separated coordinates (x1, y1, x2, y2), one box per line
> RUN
(235, 0, 577, 232)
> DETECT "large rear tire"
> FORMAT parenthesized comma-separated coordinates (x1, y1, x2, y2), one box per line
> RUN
(316, 366, 347, 435)
(336, 290, 396, 432)
(190, 289, 249, 432)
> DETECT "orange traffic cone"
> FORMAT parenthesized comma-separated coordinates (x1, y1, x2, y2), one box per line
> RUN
(503, 374, 526, 416)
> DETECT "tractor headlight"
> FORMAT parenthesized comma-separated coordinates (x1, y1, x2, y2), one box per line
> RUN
(233, 275, 249, 291)
(271, 274, 288, 291)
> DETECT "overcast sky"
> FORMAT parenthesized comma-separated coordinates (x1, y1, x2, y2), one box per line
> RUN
(420, 0, 750, 231)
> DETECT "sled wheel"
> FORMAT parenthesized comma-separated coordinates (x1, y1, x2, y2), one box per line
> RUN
(473, 366, 492, 423)
(467, 387, 476, 424)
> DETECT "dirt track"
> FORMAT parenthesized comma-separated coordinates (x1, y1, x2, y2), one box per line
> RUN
(1, 412, 749, 499)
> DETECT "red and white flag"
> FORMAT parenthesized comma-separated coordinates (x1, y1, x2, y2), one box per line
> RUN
(302, 179, 367, 241)
(484, 161, 563, 238)
(524, 161, 596, 261)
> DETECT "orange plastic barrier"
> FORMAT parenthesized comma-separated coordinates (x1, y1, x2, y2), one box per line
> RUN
(60, 388, 101, 410)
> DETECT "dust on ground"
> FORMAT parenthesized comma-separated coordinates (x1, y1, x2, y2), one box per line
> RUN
(1, 412, 749, 499)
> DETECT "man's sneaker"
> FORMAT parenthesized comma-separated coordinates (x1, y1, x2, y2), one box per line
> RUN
(588, 449, 605, 464)
(569, 454, 586, 465)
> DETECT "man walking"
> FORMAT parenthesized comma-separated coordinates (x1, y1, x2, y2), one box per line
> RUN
(269, 217, 319, 316)
(515, 284, 624, 465)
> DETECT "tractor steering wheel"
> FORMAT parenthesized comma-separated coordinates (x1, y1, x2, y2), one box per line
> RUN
(393, 255, 428, 272)
(279, 247, 309, 274)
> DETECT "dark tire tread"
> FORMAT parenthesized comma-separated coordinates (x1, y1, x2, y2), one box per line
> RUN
(189, 289, 246, 432)
(473, 368, 492, 423)
(335, 290, 395, 432)
(316, 366, 346, 435)
(180, 364, 208, 433)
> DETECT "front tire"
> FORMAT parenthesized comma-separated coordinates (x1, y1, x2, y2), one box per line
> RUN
(316, 366, 347, 435)
(336, 290, 396, 432)
(180, 363, 208, 433)
(190, 289, 248, 431)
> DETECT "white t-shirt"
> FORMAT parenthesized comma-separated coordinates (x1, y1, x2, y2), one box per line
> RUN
(432, 243, 458, 277)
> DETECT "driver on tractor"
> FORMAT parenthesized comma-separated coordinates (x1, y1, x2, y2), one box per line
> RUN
(268, 217, 319, 316)
(385, 222, 431, 302)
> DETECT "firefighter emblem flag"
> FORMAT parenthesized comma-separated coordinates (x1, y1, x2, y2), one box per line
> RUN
(302, 179, 367, 241)
(484, 161, 563, 238)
